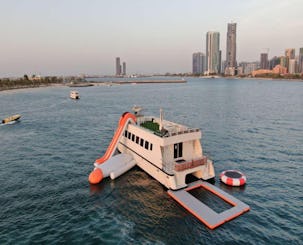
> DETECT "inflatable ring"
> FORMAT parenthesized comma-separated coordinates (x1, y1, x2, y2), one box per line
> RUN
(220, 170, 246, 186)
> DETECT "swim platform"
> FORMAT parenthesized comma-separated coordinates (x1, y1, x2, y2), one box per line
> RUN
(168, 180, 250, 229)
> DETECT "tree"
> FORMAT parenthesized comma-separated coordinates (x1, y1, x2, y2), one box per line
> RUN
(24, 74, 29, 80)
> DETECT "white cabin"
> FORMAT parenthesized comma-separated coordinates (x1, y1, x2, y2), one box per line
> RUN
(117, 109, 215, 190)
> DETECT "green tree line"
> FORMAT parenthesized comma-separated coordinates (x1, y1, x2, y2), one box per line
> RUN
(0, 76, 64, 91)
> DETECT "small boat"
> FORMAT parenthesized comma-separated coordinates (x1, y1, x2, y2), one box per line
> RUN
(2, 114, 21, 124)
(70, 91, 80, 99)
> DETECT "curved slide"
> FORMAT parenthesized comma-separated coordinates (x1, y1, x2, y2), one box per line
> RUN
(89, 112, 136, 184)
(95, 112, 136, 164)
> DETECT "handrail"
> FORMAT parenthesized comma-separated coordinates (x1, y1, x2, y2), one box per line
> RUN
(139, 117, 200, 137)
(174, 156, 207, 172)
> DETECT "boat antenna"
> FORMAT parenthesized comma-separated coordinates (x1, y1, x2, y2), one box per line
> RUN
(159, 108, 163, 131)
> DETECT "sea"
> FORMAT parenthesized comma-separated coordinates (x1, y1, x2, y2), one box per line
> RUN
(0, 77, 302, 244)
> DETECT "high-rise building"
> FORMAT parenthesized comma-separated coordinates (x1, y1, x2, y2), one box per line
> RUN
(285, 49, 295, 72)
(192, 52, 206, 74)
(285, 48, 295, 59)
(122, 62, 126, 75)
(280, 56, 288, 69)
(206, 31, 220, 74)
(219, 50, 222, 74)
(260, 53, 269, 69)
(288, 59, 297, 74)
(298, 48, 303, 73)
(239, 61, 259, 75)
(269, 56, 280, 70)
(225, 23, 237, 75)
(116, 57, 121, 76)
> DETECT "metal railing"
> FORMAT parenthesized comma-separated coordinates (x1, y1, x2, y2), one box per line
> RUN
(163, 156, 207, 174)
(138, 117, 200, 138)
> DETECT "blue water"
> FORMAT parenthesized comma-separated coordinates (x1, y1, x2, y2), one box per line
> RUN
(0, 78, 302, 244)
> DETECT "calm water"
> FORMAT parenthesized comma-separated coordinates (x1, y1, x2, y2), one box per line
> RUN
(0, 78, 302, 244)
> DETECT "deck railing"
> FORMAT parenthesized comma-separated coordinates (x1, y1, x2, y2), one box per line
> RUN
(174, 156, 207, 172)
(163, 156, 207, 174)
(138, 117, 200, 137)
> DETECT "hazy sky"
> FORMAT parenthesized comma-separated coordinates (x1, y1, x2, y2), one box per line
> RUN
(1, 0, 302, 76)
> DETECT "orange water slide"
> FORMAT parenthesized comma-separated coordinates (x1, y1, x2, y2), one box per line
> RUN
(95, 112, 136, 164)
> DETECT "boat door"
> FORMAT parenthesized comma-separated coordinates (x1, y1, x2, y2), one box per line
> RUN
(174, 142, 183, 159)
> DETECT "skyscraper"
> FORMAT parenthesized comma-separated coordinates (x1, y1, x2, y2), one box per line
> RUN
(285, 48, 295, 59)
(280, 56, 288, 69)
(206, 31, 220, 75)
(225, 23, 237, 75)
(269, 56, 280, 70)
(116, 57, 121, 76)
(288, 59, 296, 74)
(285, 48, 295, 72)
(260, 53, 269, 69)
(122, 62, 126, 75)
(299, 48, 303, 73)
(192, 52, 206, 75)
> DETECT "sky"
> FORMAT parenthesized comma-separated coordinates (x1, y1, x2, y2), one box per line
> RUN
(0, 0, 302, 77)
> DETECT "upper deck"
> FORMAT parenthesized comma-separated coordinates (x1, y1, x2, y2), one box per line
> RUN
(137, 116, 200, 138)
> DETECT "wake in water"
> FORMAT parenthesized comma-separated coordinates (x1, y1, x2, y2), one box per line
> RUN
(0, 121, 18, 126)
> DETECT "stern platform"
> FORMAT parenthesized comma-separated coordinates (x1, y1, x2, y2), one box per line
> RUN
(168, 180, 250, 229)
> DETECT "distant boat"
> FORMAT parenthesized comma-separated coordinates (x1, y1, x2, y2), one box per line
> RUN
(2, 114, 21, 124)
(68, 83, 93, 87)
(70, 91, 80, 99)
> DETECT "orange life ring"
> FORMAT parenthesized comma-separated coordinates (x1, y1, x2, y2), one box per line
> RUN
(220, 170, 246, 186)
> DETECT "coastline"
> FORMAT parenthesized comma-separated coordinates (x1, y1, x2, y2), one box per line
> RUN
(0, 83, 66, 93)
(1, 77, 302, 93)
(0, 80, 186, 92)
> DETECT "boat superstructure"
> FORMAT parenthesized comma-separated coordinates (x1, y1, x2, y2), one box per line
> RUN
(117, 107, 214, 190)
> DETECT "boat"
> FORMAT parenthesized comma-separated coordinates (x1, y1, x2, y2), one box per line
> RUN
(88, 107, 250, 229)
(2, 114, 21, 124)
(70, 91, 79, 99)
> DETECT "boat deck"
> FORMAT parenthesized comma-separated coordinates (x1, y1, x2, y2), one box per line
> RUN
(138, 116, 200, 137)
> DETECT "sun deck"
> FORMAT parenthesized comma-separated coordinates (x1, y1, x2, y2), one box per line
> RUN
(138, 116, 200, 138)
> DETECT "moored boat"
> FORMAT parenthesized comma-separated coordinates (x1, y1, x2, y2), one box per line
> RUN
(70, 91, 80, 99)
(88, 107, 250, 229)
(2, 114, 21, 124)
(89, 107, 215, 189)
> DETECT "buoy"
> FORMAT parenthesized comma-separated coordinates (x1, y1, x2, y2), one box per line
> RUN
(220, 170, 246, 186)
(88, 168, 103, 184)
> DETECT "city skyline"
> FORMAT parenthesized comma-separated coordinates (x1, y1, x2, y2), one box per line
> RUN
(0, 0, 303, 77)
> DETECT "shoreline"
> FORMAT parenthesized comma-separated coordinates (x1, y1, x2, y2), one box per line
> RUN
(0, 83, 66, 93)
(1, 77, 302, 92)
(0, 80, 186, 92)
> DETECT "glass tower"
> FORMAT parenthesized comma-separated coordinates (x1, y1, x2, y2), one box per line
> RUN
(206, 31, 220, 75)
(225, 23, 237, 75)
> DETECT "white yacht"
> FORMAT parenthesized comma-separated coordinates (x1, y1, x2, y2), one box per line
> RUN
(88, 107, 249, 229)
(70, 91, 79, 99)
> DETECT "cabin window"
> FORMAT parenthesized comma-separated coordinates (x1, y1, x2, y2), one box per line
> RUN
(145, 141, 149, 150)
(136, 136, 139, 144)
(124, 130, 128, 137)
(128, 132, 131, 139)
(174, 142, 183, 159)
(140, 138, 144, 147)
(150, 143, 153, 151)
(132, 134, 135, 142)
